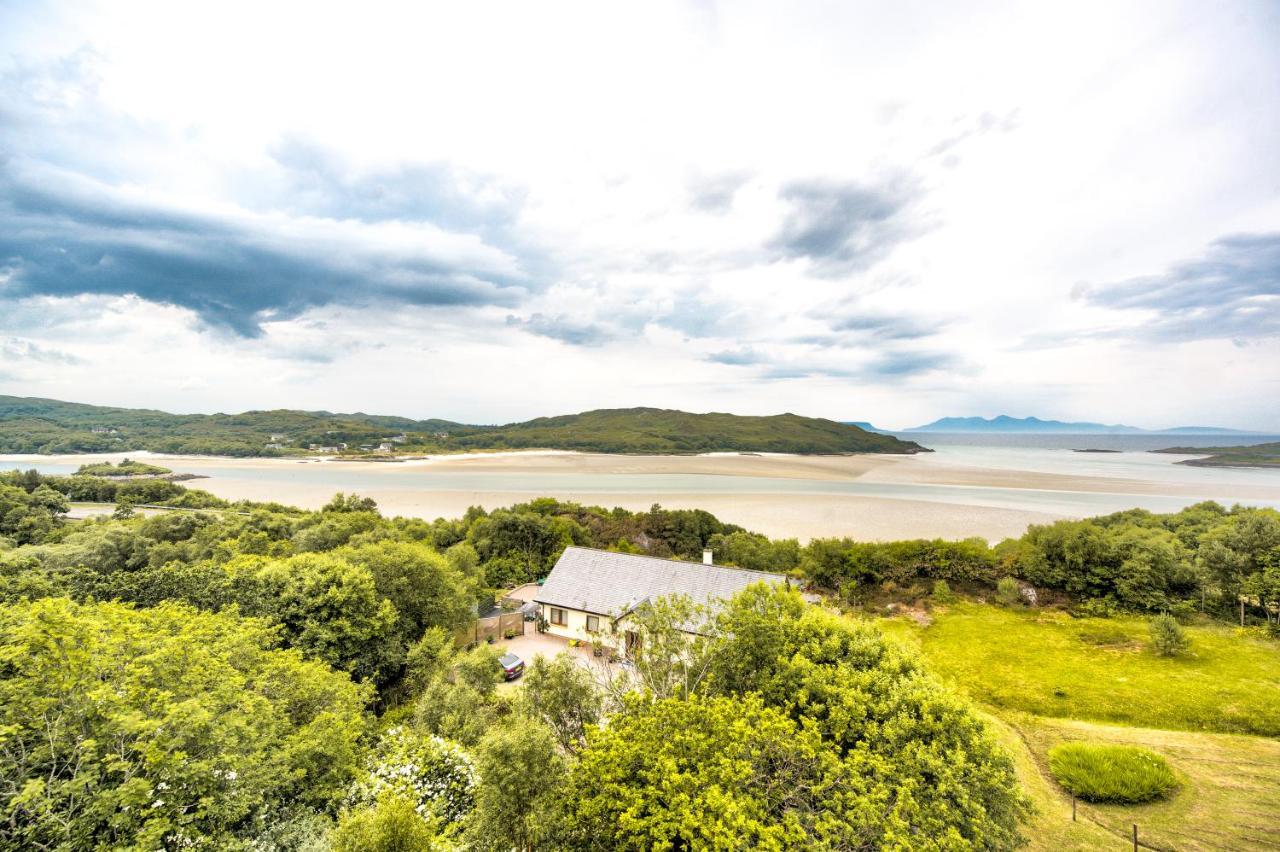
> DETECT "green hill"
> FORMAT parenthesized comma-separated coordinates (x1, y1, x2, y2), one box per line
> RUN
(447, 408, 926, 454)
(1154, 442, 1280, 468)
(0, 397, 925, 456)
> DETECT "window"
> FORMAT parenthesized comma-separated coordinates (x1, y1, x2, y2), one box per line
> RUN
(586, 615, 600, 633)
(549, 607, 567, 626)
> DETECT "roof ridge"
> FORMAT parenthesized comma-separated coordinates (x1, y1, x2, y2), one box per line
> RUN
(561, 545, 787, 579)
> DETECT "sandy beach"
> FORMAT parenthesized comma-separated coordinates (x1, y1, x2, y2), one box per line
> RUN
(9, 448, 1280, 542)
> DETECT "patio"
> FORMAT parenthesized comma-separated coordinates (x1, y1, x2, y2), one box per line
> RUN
(493, 630, 624, 689)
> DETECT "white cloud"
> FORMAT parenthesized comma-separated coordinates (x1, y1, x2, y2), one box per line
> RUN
(0, 0, 1277, 429)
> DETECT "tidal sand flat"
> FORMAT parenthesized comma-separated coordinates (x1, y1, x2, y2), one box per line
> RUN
(8, 445, 1280, 541)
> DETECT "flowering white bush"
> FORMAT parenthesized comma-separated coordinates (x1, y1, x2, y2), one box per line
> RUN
(350, 727, 476, 824)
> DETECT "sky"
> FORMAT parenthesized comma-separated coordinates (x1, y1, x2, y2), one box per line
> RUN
(0, 1, 1277, 430)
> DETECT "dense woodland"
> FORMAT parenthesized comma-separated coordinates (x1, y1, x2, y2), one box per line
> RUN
(0, 469, 1277, 849)
(0, 396, 924, 456)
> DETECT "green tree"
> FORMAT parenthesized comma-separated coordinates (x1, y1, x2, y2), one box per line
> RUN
(243, 552, 402, 685)
(557, 694, 840, 850)
(704, 584, 1030, 849)
(466, 717, 565, 851)
(521, 653, 604, 753)
(0, 598, 370, 850)
(1149, 613, 1190, 656)
(331, 794, 442, 852)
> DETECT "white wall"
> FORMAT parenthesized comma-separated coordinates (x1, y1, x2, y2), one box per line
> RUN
(540, 604, 625, 650)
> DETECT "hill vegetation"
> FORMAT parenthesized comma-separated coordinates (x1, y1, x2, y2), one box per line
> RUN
(2, 470, 1277, 848)
(0, 396, 925, 456)
(1154, 441, 1280, 468)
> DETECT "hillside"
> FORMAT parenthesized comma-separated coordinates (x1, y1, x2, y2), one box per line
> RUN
(1153, 442, 1280, 468)
(0, 397, 926, 456)
(447, 408, 927, 454)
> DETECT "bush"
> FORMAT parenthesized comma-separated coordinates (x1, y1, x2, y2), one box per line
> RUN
(1048, 742, 1178, 803)
(1150, 613, 1190, 657)
(996, 577, 1022, 606)
(932, 579, 956, 603)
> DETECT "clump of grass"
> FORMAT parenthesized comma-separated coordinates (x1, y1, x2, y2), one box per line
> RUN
(996, 577, 1022, 606)
(1048, 742, 1178, 804)
(1075, 621, 1134, 648)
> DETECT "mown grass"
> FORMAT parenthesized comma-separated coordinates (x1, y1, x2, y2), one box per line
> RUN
(1047, 742, 1177, 803)
(1006, 713, 1280, 852)
(880, 602, 1280, 736)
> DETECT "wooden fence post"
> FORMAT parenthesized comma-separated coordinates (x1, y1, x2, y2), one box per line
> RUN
(1132, 824, 1138, 852)
(1071, 793, 1076, 822)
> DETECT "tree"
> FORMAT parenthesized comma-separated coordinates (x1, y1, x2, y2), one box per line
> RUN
(521, 653, 604, 753)
(0, 598, 370, 850)
(331, 794, 443, 852)
(703, 584, 1031, 849)
(597, 594, 713, 702)
(403, 626, 457, 696)
(557, 694, 840, 850)
(1149, 613, 1190, 656)
(342, 540, 476, 646)
(243, 552, 402, 686)
(466, 717, 565, 851)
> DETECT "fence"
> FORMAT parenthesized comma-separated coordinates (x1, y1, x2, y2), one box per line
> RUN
(454, 610, 526, 647)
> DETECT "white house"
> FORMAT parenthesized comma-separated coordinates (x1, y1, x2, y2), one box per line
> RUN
(533, 546, 788, 654)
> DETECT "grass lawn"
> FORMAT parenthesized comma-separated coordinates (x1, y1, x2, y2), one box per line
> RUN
(879, 602, 1280, 736)
(997, 712, 1280, 851)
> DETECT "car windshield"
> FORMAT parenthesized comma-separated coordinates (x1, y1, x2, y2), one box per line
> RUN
(499, 654, 521, 667)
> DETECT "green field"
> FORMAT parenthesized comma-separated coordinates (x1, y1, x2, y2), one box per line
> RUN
(876, 603, 1280, 849)
(880, 602, 1280, 736)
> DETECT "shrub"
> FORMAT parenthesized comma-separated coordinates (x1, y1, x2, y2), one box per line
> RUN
(996, 577, 1022, 606)
(932, 579, 956, 603)
(349, 727, 476, 825)
(1150, 613, 1189, 657)
(1048, 742, 1178, 803)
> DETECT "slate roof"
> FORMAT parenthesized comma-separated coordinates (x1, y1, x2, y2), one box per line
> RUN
(533, 546, 788, 618)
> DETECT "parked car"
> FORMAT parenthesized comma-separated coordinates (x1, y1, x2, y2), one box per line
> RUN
(498, 652, 525, 680)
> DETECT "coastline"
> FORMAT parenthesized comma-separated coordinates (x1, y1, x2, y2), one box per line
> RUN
(6, 447, 1280, 542)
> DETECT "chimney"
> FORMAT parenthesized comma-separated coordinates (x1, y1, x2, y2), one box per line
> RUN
(702, 549, 713, 565)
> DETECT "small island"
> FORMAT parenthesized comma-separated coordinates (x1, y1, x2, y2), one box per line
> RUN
(75, 459, 205, 481)
(1071, 448, 1121, 454)
(77, 459, 173, 477)
(1152, 442, 1280, 468)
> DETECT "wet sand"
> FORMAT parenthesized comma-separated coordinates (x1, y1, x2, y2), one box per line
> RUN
(9, 449, 1280, 542)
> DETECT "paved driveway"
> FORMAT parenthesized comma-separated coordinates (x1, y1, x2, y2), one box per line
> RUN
(495, 631, 606, 689)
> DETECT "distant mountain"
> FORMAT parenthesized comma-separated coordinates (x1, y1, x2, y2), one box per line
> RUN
(0, 396, 928, 457)
(905, 415, 1253, 434)
(843, 421, 890, 434)
(906, 416, 1141, 433)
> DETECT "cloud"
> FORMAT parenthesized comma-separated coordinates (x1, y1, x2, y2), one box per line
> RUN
(1083, 233, 1280, 342)
(505, 313, 616, 346)
(687, 172, 750, 214)
(768, 178, 920, 276)
(706, 347, 764, 365)
(267, 139, 529, 234)
(0, 337, 82, 366)
(0, 160, 533, 336)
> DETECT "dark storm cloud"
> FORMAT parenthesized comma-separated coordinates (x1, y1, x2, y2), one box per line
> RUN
(505, 313, 616, 346)
(768, 178, 919, 276)
(0, 162, 532, 337)
(1083, 233, 1280, 341)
